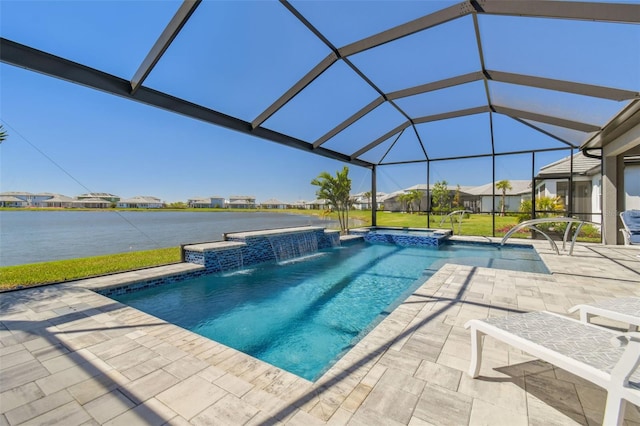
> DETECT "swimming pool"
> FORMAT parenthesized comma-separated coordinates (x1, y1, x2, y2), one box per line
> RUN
(110, 240, 548, 381)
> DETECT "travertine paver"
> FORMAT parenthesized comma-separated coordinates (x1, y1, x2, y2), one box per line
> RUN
(1, 240, 639, 425)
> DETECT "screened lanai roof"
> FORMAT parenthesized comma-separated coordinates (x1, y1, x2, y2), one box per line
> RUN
(1, 0, 639, 170)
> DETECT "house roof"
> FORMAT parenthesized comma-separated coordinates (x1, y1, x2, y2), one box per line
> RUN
(0, 192, 54, 197)
(380, 190, 405, 201)
(228, 199, 255, 205)
(0, 192, 30, 196)
(0, 195, 26, 202)
(73, 198, 111, 204)
(77, 193, 119, 199)
(119, 196, 162, 203)
(189, 196, 225, 203)
(536, 151, 601, 178)
(261, 198, 285, 205)
(382, 180, 531, 199)
(465, 180, 531, 196)
(41, 194, 74, 202)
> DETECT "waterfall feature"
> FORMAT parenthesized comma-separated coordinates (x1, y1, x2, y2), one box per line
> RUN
(267, 232, 319, 262)
(184, 227, 341, 272)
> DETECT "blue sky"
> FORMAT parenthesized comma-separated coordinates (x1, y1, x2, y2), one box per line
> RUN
(1, 1, 638, 203)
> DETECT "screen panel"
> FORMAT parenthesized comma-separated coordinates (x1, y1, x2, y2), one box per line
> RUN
(394, 81, 487, 119)
(321, 103, 408, 155)
(492, 114, 572, 154)
(348, 15, 481, 93)
(0, 0, 180, 78)
(380, 129, 427, 164)
(479, 14, 640, 91)
(489, 81, 628, 128)
(289, 1, 457, 47)
(262, 61, 380, 142)
(145, 1, 331, 121)
(417, 113, 493, 159)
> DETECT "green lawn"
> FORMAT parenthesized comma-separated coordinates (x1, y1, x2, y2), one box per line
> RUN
(352, 211, 519, 237)
(0, 247, 181, 291)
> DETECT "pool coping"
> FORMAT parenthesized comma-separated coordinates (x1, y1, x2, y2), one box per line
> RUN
(224, 225, 333, 239)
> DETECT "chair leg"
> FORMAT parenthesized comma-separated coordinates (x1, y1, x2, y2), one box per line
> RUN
(602, 393, 626, 426)
(579, 310, 592, 324)
(468, 327, 483, 378)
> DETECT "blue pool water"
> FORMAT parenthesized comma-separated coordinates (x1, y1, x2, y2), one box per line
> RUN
(112, 241, 547, 381)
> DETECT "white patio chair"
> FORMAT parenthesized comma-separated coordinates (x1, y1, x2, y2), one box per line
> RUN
(569, 297, 640, 332)
(620, 210, 640, 245)
(465, 311, 640, 426)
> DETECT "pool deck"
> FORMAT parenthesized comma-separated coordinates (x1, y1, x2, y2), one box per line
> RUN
(1, 239, 639, 425)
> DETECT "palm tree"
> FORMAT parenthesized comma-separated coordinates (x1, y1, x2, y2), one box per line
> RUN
(0, 125, 7, 144)
(407, 189, 422, 214)
(397, 193, 410, 213)
(311, 166, 352, 233)
(362, 191, 372, 209)
(496, 180, 512, 216)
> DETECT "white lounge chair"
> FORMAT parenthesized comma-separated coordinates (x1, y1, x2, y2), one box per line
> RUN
(569, 297, 640, 331)
(465, 311, 640, 425)
(620, 210, 640, 245)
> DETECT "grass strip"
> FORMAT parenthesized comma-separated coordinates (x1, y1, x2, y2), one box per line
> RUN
(0, 247, 181, 291)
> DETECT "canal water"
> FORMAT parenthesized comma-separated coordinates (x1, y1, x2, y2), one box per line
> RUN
(0, 210, 339, 266)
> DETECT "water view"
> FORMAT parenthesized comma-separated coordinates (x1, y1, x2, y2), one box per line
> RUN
(0, 211, 337, 266)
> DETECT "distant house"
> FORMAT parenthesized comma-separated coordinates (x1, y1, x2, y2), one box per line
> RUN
(380, 185, 430, 212)
(536, 152, 600, 222)
(536, 152, 640, 222)
(77, 193, 120, 203)
(40, 194, 75, 208)
(0, 195, 28, 207)
(380, 182, 530, 213)
(72, 197, 111, 208)
(351, 192, 387, 210)
(305, 199, 329, 210)
(260, 198, 286, 209)
(0, 192, 55, 207)
(379, 190, 405, 212)
(117, 196, 164, 209)
(188, 196, 225, 208)
(227, 195, 256, 209)
(467, 180, 531, 213)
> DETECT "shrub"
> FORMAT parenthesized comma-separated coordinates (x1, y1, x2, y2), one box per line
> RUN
(518, 196, 564, 223)
(496, 224, 529, 235)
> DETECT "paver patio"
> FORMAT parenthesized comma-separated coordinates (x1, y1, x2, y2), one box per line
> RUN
(1, 239, 639, 425)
